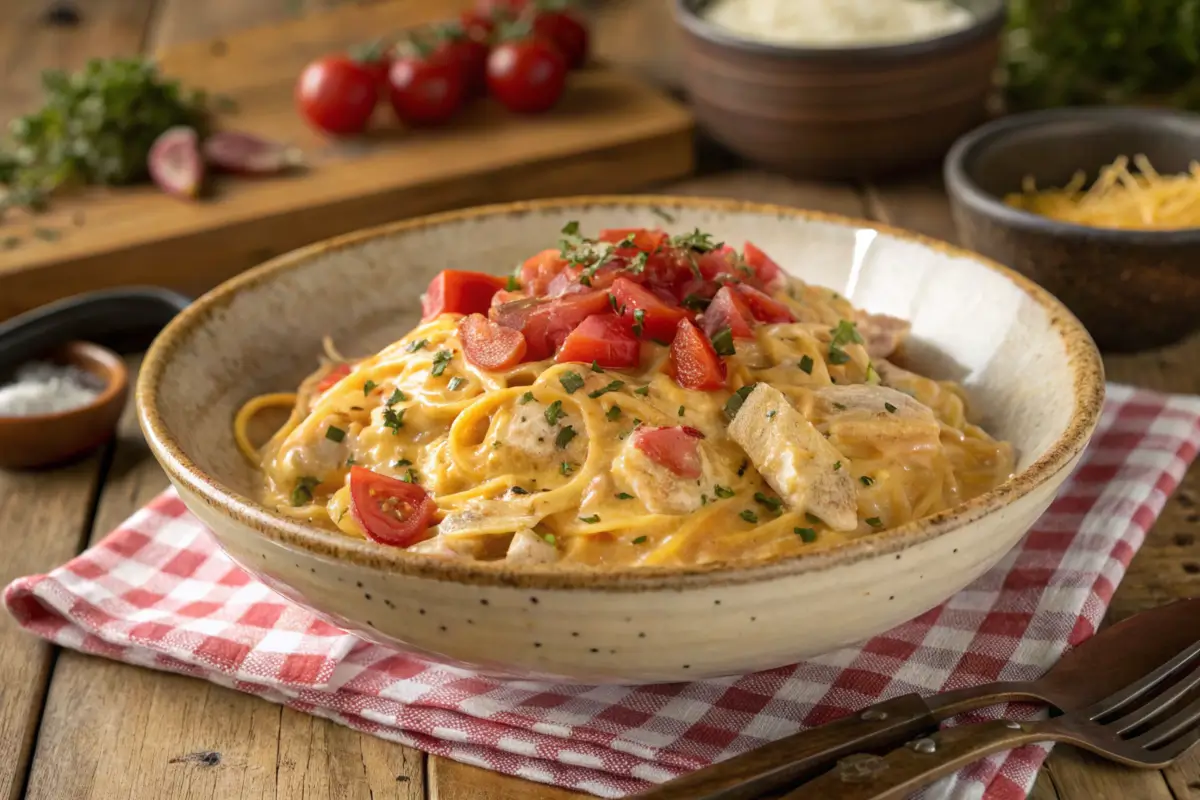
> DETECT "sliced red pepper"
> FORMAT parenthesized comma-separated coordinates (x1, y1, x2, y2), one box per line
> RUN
(743, 242, 784, 287)
(703, 286, 756, 340)
(734, 284, 796, 323)
(315, 362, 352, 394)
(669, 318, 726, 391)
(598, 228, 668, 252)
(519, 248, 569, 296)
(556, 314, 640, 368)
(611, 277, 687, 341)
(491, 290, 611, 361)
(349, 467, 436, 548)
(421, 270, 508, 321)
(458, 313, 528, 371)
(633, 426, 703, 479)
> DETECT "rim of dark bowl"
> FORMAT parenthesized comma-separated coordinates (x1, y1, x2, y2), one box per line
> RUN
(944, 106, 1200, 245)
(673, 0, 1007, 61)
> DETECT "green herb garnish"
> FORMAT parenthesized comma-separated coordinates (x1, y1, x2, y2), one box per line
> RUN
(386, 388, 406, 406)
(885, 402, 897, 414)
(580, 514, 600, 524)
(866, 517, 883, 528)
(447, 377, 466, 391)
(559, 371, 585, 394)
(511, 486, 530, 495)
(520, 391, 535, 405)
(861, 475, 875, 487)
(400, 468, 418, 484)
(325, 425, 346, 443)
(754, 492, 783, 513)
(723, 384, 757, 419)
(362, 380, 377, 396)
(799, 355, 814, 375)
(714, 485, 735, 499)
(406, 339, 429, 353)
(631, 309, 646, 338)
(545, 400, 565, 426)
(394, 459, 412, 467)
(588, 380, 625, 399)
(591, 360, 604, 373)
(430, 350, 453, 377)
(740, 509, 759, 524)
(556, 425, 577, 449)
(560, 462, 574, 476)
(382, 407, 405, 434)
(616, 492, 634, 500)
(632, 536, 648, 544)
(711, 327, 736, 357)
(290, 476, 321, 507)
(606, 405, 622, 421)
(795, 527, 818, 543)
(828, 320, 863, 366)
(633, 385, 650, 397)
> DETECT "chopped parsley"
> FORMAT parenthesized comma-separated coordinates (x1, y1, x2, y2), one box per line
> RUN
(545, 400, 566, 426)
(400, 468, 419, 483)
(430, 350, 453, 377)
(828, 320, 864, 366)
(631, 309, 646, 338)
(740, 509, 759, 524)
(754, 492, 783, 513)
(608, 294, 619, 313)
(560, 371, 585, 394)
(556, 425, 577, 449)
(885, 402, 898, 414)
(345, 457, 356, 466)
(766, 409, 777, 420)
(832, 402, 847, 411)
(723, 384, 757, 419)
(506, 274, 520, 291)
(406, 339, 429, 353)
(860, 475, 875, 487)
(561, 220, 581, 237)
(711, 327, 736, 357)
(671, 228, 720, 253)
(833, 461, 842, 471)
(616, 492, 635, 500)
(363, 380, 377, 396)
(633, 385, 650, 396)
(511, 486, 530, 495)
(290, 476, 320, 506)
(447, 377, 466, 391)
(632, 536, 648, 545)
(382, 407, 405, 434)
(325, 425, 346, 443)
(579, 514, 601, 524)
(678, 405, 685, 417)
(606, 405, 623, 421)
(629, 251, 649, 274)
(560, 462, 574, 476)
(394, 458, 412, 467)
(543, 533, 558, 546)
(714, 485, 735, 499)
(588, 380, 625, 399)
(682, 293, 711, 312)
(650, 206, 676, 223)
(519, 391, 535, 405)
(591, 360, 604, 373)
(799, 355, 814, 375)
(866, 517, 883, 528)
(386, 388, 406, 406)
(795, 527, 818, 543)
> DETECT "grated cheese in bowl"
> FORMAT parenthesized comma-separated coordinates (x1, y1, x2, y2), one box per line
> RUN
(702, 0, 975, 47)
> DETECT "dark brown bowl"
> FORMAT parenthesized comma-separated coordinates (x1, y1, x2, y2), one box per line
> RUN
(944, 107, 1200, 353)
(0, 341, 128, 469)
(672, 0, 1006, 179)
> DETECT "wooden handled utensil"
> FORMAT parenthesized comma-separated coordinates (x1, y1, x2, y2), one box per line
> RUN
(783, 632, 1200, 799)
(631, 598, 1200, 800)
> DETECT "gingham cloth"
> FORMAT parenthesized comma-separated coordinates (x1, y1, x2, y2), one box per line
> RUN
(6, 384, 1200, 800)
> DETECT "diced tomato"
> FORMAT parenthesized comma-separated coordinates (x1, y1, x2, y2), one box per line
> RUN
(632, 427, 703, 479)
(743, 242, 784, 287)
(491, 290, 611, 361)
(422, 270, 508, 321)
(556, 314, 640, 368)
(315, 362, 352, 394)
(599, 228, 668, 253)
(491, 289, 525, 307)
(546, 260, 623, 296)
(458, 314, 528, 371)
(734, 284, 796, 323)
(695, 246, 740, 281)
(670, 318, 726, 391)
(702, 286, 756, 340)
(349, 467, 436, 548)
(610, 277, 687, 341)
(519, 249, 569, 296)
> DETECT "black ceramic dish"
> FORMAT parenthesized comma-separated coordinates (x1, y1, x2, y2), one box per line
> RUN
(945, 107, 1200, 352)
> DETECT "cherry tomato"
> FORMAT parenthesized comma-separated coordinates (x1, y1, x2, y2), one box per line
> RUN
(422, 270, 508, 320)
(670, 318, 726, 391)
(296, 55, 379, 136)
(349, 467, 436, 547)
(556, 314, 640, 368)
(460, 10, 498, 42)
(611, 277, 687, 341)
(533, 10, 590, 70)
(433, 29, 491, 98)
(491, 290, 611, 360)
(487, 37, 568, 114)
(459, 314, 528, 370)
(633, 427, 703, 479)
(703, 286, 756, 340)
(734, 284, 795, 323)
(315, 362, 352, 394)
(743, 242, 785, 287)
(387, 52, 468, 126)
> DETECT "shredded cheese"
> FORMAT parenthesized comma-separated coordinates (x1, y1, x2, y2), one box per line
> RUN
(703, 0, 974, 47)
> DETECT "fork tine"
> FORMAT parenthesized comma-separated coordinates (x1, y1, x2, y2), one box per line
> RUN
(1085, 639, 1200, 720)
(1129, 693, 1200, 751)
(1150, 724, 1200, 762)
(1109, 659, 1200, 734)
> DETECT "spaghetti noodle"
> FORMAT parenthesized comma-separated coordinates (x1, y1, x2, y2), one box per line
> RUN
(236, 224, 1014, 568)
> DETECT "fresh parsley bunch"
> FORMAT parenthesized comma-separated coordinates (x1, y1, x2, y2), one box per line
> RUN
(0, 58, 209, 210)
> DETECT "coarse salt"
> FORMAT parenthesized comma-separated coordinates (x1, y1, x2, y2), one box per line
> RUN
(0, 362, 104, 417)
(703, 0, 975, 47)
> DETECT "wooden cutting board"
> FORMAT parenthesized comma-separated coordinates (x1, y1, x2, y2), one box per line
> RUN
(0, 0, 693, 320)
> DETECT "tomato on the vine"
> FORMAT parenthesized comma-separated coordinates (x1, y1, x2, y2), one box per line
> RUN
(387, 51, 468, 126)
(296, 55, 379, 136)
(487, 37, 567, 114)
(533, 10, 589, 69)
(432, 26, 491, 98)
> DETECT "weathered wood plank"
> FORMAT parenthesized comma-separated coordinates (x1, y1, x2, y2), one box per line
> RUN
(1043, 750, 1175, 800)
(429, 758, 581, 800)
(1029, 769, 1061, 800)
(25, 356, 424, 800)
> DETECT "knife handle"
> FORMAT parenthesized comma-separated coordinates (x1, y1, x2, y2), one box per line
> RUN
(629, 693, 939, 800)
(778, 719, 1045, 800)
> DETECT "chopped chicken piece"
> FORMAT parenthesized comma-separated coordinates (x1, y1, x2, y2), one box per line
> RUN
(505, 529, 559, 565)
(814, 384, 941, 451)
(611, 436, 711, 515)
(439, 498, 539, 538)
(857, 312, 911, 359)
(409, 535, 490, 559)
(494, 401, 580, 462)
(726, 384, 857, 531)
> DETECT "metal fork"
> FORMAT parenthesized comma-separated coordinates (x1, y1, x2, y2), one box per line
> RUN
(781, 638, 1200, 800)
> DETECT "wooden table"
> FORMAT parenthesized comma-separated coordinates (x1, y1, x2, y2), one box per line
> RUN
(2, 2, 1199, 799)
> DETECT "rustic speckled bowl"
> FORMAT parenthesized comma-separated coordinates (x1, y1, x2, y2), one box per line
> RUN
(138, 196, 1104, 684)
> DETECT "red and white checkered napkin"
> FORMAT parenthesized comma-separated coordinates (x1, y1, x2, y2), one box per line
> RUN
(6, 384, 1200, 800)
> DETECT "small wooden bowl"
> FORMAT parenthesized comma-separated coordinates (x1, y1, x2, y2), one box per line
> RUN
(0, 342, 128, 469)
(672, 0, 1006, 179)
(944, 107, 1200, 352)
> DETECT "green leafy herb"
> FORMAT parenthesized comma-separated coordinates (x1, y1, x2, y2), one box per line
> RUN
(766, 409, 777, 420)
(631, 309, 646, 338)
(739, 509, 759, 524)
(606, 405, 622, 421)
(579, 514, 600, 524)
(629, 251, 649, 274)
(406, 339, 429, 353)
(345, 456, 357, 466)
(711, 327, 736, 357)
(591, 360, 604, 373)
(795, 527, 818, 543)
(325, 425, 346, 443)
(832, 402, 847, 411)
(511, 486, 530, 495)
(632, 535, 648, 545)
(616, 492, 634, 500)
(588, 380, 625, 398)
(362, 380, 377, 396)
(559, 371, 585, 394)
(447, 377, 466, 391)
(386, 388, 406, 406)
(754, 492, 783, 513)
(543, 532, 557, 546)
(833, 461, 842, 471)
(723, 384, 757, 419)
(382, 407, 405, 434)
(608, 294, 619, 313)
(682, 293, 711, 311)
(394, 458, 412, 467)
(561, 220, 581, 237)
(560, 462, 574, 476)
(677, 405, 686, 417)
(506, 274, 520, 291)
(714, 485, 735, 499)
(861, 475, 875, 487)
(290, 476, 321, 507)
(545, 400, 565, 426)
(633, 385, 650, 397)
(671, 228, 720, 253)
(885, 402, 897, 414)
(556, 425, 577, 449)
(828, 320, 864, 366)
(430, 350, 453, 377)
(866, 517, 883, 528)
(400, 468, 419, 483)
(519, 391, 535, 405)
(799, 355, 814, 374)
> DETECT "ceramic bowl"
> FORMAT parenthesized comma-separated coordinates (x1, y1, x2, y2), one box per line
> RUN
(945, 107, 1200, 352)
(138, 196, 1104, 684)
(0, 341, 128, 469)
(672, 0, 1006, 179)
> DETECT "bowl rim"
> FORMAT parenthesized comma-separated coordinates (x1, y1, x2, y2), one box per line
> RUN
(944, 106, 1200, 244)
(0, 340, 128, 425)
(672, 0, 1007, 61)
(137, 195, 1105, 592)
